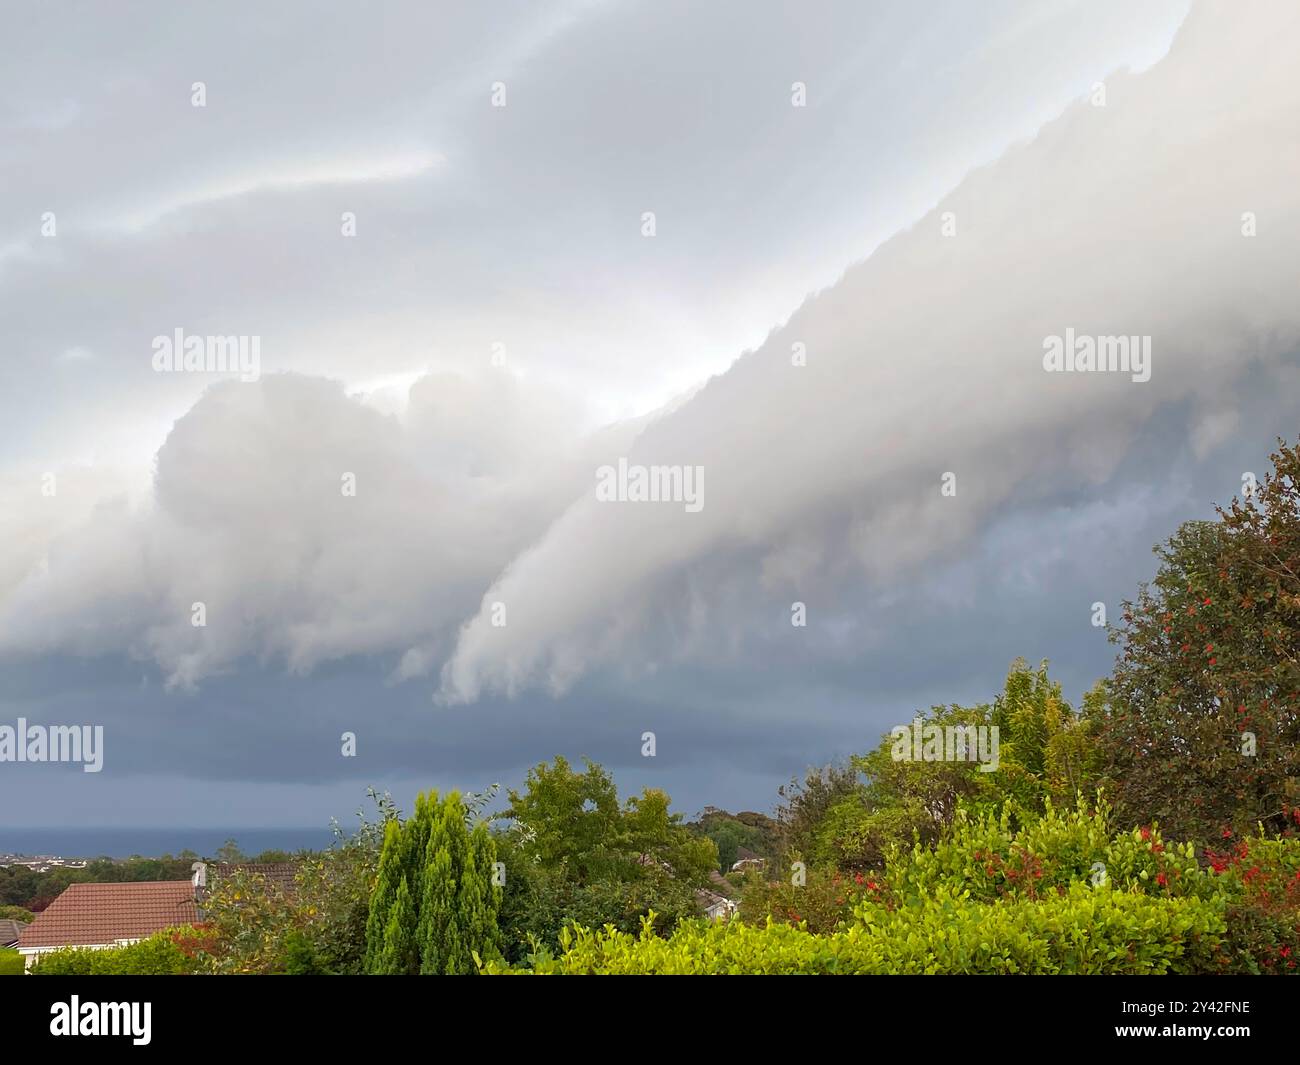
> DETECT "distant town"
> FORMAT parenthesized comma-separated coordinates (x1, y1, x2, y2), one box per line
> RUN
(0, 854, 91, 873)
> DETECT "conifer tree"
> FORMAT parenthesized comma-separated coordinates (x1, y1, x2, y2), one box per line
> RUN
(375, 876, 418, 975)
(365, 789, 502, 974)
(363, 819, 405, 974)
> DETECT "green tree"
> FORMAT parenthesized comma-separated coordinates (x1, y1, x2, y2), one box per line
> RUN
(687, 808, 777, 872)
(363, 819, 407, 974)
(215, 839, 247, 863)
(364, 790, 501, 975)
(774, 761, 861, 868)
(199, 789, 397, 974)
(786, 661, 1097, 873)
(496, 758, 718, 959)
(505, 757, 624, 882)
(1094, 439, 1300, 843)
(253, 849, 294, 863)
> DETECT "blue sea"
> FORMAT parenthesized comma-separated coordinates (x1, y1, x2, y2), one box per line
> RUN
(0, 827, 337, 860)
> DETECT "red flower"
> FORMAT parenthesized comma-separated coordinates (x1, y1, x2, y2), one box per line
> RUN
(1156, 873, 1168, 887)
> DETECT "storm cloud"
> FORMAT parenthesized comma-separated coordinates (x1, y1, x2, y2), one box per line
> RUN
(5, 0, 1297, 827)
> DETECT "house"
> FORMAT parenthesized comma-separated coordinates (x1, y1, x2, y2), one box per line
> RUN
(698, 870, 741, 920)
(14, 860, 303, 970)
(0, 918, 25, 947)
(214, 861, 299, 895)
(696, 889, 738, 921)
(15, 881, 198, 971)
(729, 847, 766, 873)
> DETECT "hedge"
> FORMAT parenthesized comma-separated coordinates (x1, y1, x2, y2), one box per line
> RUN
(29, 928, 197, 975)
(486, 884, 1225, 975)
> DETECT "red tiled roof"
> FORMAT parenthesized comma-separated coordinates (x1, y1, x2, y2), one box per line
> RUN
(213, 862, 299, 895)
(17, 881, 197, 949)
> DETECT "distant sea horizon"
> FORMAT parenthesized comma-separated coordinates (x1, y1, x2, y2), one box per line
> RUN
(0, 827, 338, 860)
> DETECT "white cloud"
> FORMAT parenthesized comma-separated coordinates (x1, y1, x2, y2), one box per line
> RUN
(437, 0, 1300, 701)
(3, 0, 1290, 712)
(0, 368, 640, 689)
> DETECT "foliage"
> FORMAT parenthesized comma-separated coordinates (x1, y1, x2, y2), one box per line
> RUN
(868, 788, 1300, 976)
(882, 794, 1211, 907)
(737, 865, 870, 934)
(29, 928, 200, 975)
(1203, 832, 1300, 973)
(1096, 439, 1300, 843)
(800, 661, 1098, 872)
(687, 808, 777, 873)
(504, 758, 715, 885)
(364, 789, 501, 974)
(491, 798, 1300, 977)
(197, 865, 297, 974)
(198, 788, 397, 974)
(0, 853, 199, 911)
(0, 905, 34, 923)
(0, 948, 23, 975)
(487, 885, 1224, 975)
(495, 840, 703, 959)
(773, 761, 861, 869)
(494, 757, 717, 960)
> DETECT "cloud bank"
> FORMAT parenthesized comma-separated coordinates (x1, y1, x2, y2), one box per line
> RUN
(2, 1, 1297, 717)
(437, 0, 1300, 700)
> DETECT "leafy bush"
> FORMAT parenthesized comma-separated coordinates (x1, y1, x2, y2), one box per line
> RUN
(884, 795, 1212, 906)
(0, 948, 24, 975)
(198, 789, 397, 974)
(487, 885, 1224, 975)
(804, 662, 1099, 872)
(493, 795, 1300, 976)
(1203, 833, 1300, 973)
(29, 928, 198, 975)
(197, 865, 298, 974)
(737, 866, 871, 934)
(497, 849, 708, 961)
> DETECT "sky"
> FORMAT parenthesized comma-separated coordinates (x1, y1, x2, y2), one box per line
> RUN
(3, 0, 1299, 832)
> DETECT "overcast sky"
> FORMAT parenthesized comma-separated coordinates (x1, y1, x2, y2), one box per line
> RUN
(4, 0, 1299, 831)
